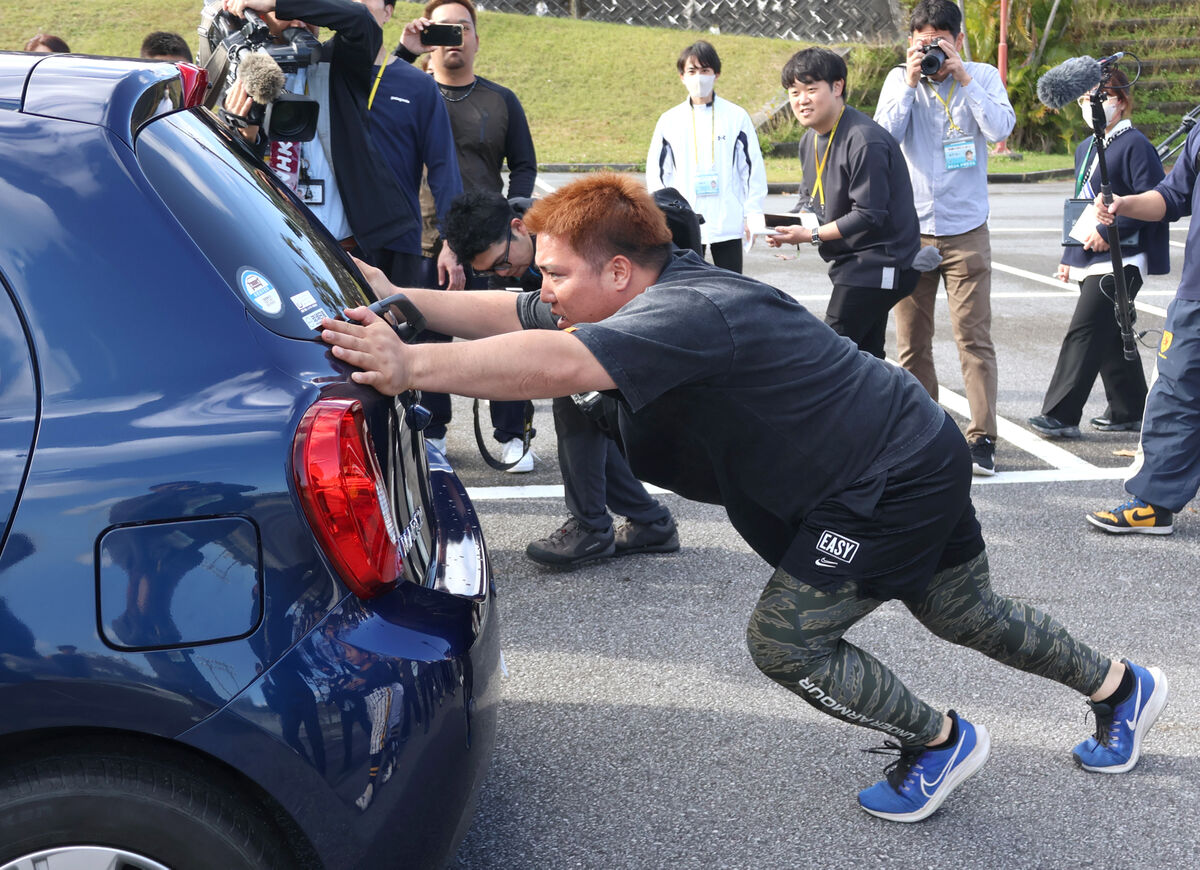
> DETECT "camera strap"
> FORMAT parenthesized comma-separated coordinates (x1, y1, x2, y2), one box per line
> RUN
(471, 398, 535, 471)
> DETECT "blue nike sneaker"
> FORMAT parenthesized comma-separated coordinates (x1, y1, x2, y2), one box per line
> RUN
(1073, 659, 1168, 773)
(857, 711, 990, 822)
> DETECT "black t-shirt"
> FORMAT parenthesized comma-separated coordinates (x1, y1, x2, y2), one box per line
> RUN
(562, 251, 944, 574)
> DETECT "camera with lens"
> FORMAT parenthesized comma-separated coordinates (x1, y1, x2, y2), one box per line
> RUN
(919, 42, 947, 77)
(197, 2, 321, 141)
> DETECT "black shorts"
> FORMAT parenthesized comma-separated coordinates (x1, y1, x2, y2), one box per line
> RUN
(783, 412, 985, 601)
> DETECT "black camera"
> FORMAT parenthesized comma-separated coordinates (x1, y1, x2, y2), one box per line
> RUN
(197, 3, 321, 141)
(919, 43, 947, 77)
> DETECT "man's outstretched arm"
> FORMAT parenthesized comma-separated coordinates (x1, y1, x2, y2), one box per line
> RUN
(321, 306, 616, 399)
(355, 258, 523, 338)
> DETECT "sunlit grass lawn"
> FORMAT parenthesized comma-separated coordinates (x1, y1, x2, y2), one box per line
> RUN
(5, 0, 1078, 171)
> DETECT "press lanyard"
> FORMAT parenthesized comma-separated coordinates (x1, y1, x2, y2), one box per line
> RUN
(924, 80, 962, 135)
(690, 99, 716, 168)
(1076, 123, 1132, 197)
(812, 107, 845, 208)
(367, 59, 388, 110)
(1075, 141, 1096, 197)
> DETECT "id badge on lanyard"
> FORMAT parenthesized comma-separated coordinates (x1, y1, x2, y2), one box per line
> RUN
(943, 136, 976, 171)
(694, 170, 720, 198)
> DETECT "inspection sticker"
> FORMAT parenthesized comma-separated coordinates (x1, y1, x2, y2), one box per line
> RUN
(240, 269, 282, 315)
(290, 290, 329, 330)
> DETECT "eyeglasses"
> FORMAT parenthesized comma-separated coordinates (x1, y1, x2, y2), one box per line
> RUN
(476, 231, 514, 277)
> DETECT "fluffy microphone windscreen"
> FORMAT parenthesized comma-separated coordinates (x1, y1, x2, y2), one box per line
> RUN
(1036, 56, 1102, 110)
(238, 51, 286, 105)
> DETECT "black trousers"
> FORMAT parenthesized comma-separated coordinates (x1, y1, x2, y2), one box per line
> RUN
(703, 238, 743, 274)
(1041, 270, 1147, 426)
(553, 396, 668, 532)
(825, 268, 921, 359)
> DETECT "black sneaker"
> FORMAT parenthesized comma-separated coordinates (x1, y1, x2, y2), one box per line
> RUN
(614, 515, 680, 556)
(1028, 414, 1081, 439)
(968, 436, 996, 476)
(526, 517, 615, 566)
(1090, 416, 1142, 432)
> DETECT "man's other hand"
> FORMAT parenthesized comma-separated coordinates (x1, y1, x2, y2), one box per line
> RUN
(438, 244, 466, 291)
(351, 256, 398, 301)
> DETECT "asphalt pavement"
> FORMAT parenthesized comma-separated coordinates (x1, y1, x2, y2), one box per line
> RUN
(447, 175, 1198, 869)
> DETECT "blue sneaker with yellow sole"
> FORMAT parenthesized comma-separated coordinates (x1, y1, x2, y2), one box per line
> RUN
(857, 711, 990, 822)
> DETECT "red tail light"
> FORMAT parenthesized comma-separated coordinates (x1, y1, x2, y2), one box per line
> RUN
(293, 398, 402, 599)
(175, 62, 208, 109)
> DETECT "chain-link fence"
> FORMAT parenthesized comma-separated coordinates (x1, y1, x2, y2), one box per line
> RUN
(476, 0, 904, 44)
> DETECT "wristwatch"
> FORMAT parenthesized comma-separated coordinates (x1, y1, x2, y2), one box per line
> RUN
(810, 226, 821, 245)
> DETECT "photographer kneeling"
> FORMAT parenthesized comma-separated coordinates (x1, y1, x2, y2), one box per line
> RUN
(213, 0, 416, 260)
(322, 173, 1167, 823)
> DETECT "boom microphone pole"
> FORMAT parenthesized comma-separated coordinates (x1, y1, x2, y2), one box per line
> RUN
(1037, 55, 1139, 360)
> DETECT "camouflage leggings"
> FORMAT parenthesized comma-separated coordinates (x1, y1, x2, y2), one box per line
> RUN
(745, 550, 1111, 745)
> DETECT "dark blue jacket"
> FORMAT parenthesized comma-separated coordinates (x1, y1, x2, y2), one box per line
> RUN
(1063, 124, 1169, 275)
(367, 58, 462, 255)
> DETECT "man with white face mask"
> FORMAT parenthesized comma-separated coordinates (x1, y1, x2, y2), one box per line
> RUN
(646, 41, 766, 274)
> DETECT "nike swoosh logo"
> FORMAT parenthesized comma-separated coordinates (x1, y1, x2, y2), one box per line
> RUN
(920, 736, 965, 797)
(815, 557, 840, 568)
(1129, 508, 1157, 522)
(1124, 677, 1143, 730)
(389, 96, 412, 104)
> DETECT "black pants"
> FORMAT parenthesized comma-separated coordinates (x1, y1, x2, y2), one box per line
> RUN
(703, 238, 743, 274)
(1041, 269, 1147, 426)
(553, 396, 669, 532)
(825, 268, 921, 359)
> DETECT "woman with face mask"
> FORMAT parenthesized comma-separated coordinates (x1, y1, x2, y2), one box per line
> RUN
(1028, 69, 1171, 439)
(646, 40, 767, 274)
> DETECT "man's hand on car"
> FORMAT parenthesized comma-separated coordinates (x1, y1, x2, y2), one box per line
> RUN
(322, 307, 411, 395)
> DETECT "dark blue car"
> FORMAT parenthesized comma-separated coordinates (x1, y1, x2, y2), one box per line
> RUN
(0, 52, 499, 869)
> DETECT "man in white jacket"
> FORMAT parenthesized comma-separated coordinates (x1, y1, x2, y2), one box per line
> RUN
(646, 41, 767, 274)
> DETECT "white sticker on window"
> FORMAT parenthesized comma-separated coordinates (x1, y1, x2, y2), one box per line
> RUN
(290, 290, 319, 313)
(301, 308, 329, 330)
(240, 269, 282, 315)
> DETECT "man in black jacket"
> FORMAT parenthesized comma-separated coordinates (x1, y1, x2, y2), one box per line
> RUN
(219, 0, 417, 262)
(767, 47, 923, 360)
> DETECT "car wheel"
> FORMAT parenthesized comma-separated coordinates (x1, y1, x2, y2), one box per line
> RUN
(0, 745, 296, 870)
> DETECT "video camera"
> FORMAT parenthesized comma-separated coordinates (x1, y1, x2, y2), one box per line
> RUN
(197, 2, 321, 142)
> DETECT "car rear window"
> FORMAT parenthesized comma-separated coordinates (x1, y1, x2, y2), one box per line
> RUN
(135, 109, 370, 339)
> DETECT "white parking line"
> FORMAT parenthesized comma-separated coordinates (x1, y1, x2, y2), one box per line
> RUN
(991, 262, 1169, 317)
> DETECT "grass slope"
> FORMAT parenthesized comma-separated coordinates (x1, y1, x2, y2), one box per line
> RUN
(3, 0, 1071, 172)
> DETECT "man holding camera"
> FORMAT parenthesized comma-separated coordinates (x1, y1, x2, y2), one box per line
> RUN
(392, 0, 540, 469)
(217, 0, 417, 263)
(874, 0, 1015, 476)
(318, 172, 1166, 823)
